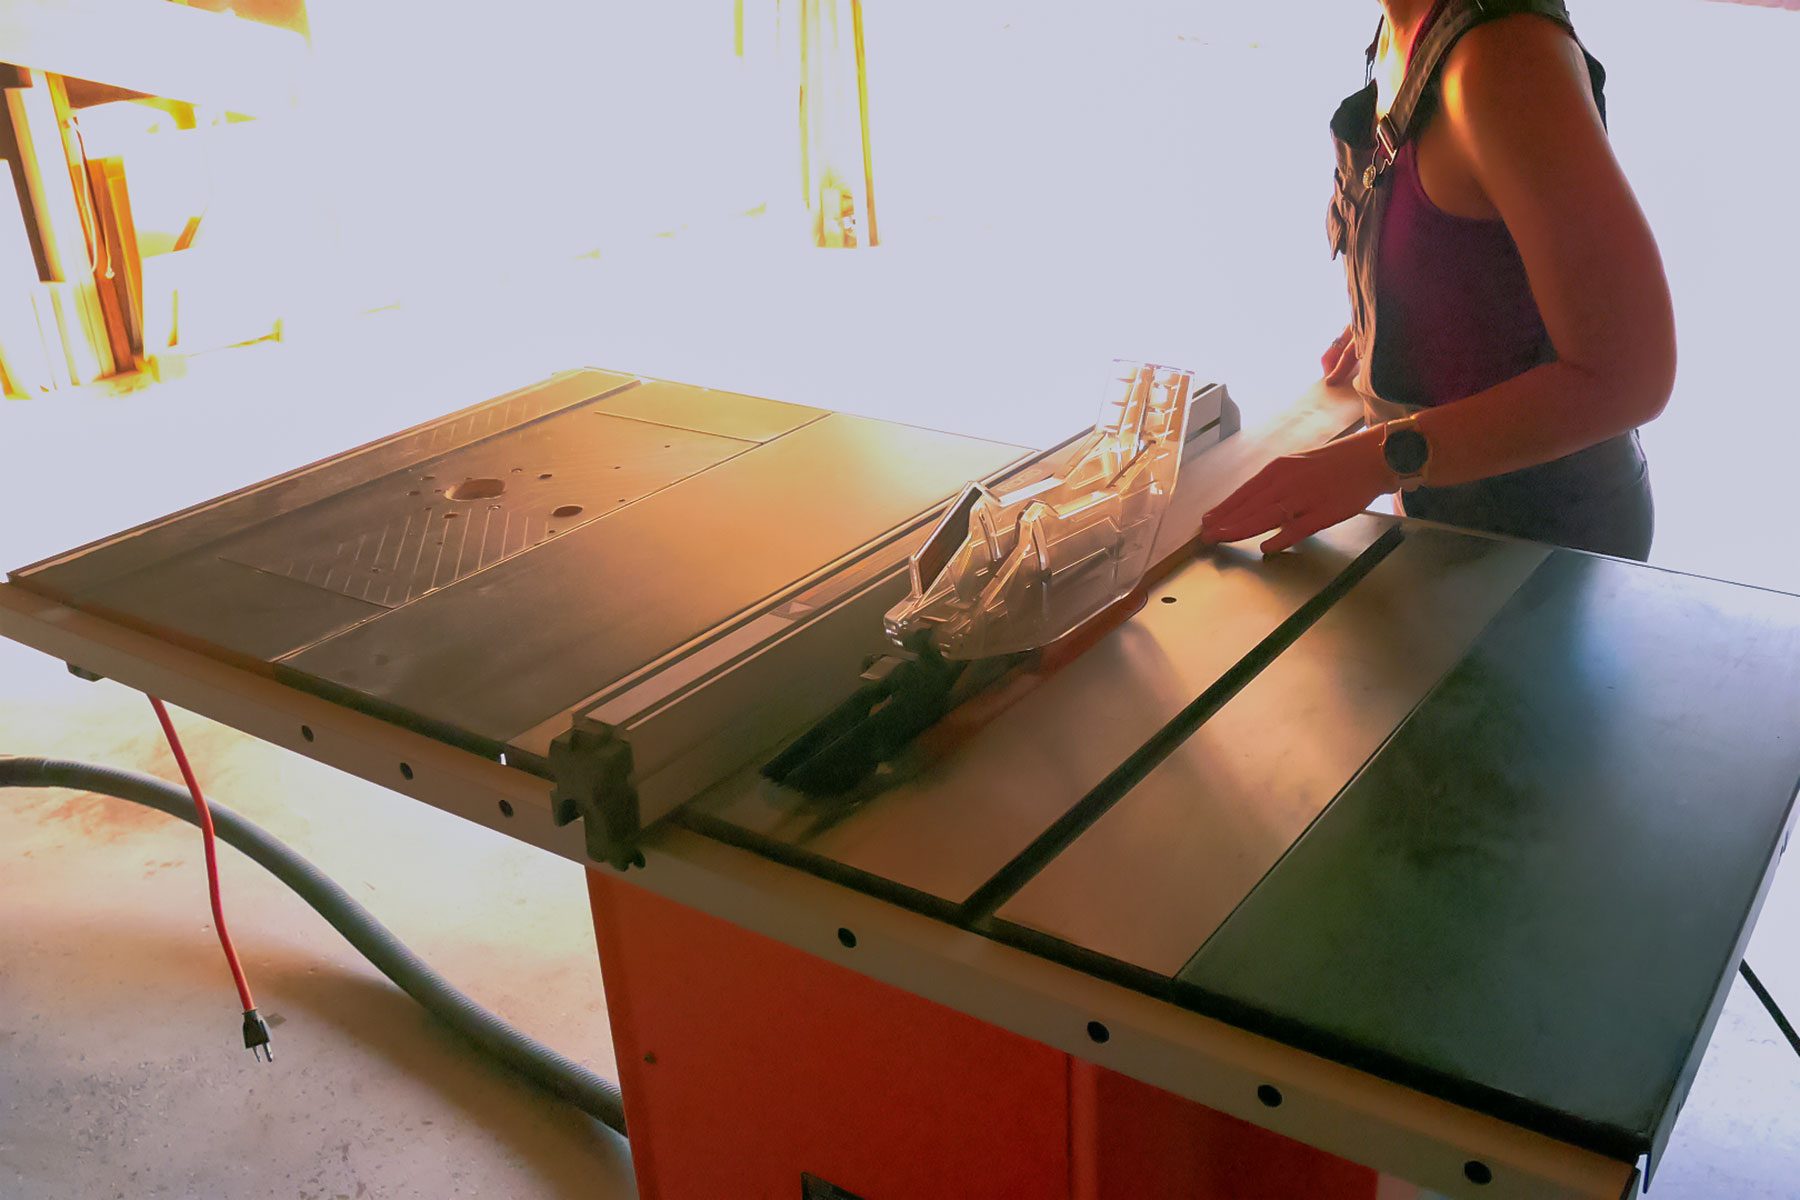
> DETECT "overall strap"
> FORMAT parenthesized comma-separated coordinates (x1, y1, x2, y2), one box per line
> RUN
(1366, 0, 1577, 188)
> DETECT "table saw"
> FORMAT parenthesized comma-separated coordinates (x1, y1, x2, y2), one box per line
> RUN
(3, 366, 1797, 1200)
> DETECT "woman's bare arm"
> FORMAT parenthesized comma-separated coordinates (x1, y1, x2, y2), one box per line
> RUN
(1201, 14, 1674, 552)
(1406, 13, 1676, 486)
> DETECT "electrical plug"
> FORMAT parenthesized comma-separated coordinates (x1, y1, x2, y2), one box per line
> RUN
(241, 1008, 274, 1063)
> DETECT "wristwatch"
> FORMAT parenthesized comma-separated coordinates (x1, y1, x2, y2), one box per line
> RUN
(1379, 415, 1431, 491)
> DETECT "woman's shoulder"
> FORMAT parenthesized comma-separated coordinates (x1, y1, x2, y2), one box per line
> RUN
(1439, 11, 1592, 106)
(1436, 10, 1600, 140)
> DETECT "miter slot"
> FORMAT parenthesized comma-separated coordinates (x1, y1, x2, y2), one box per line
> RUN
(989, 527, 1550, 977)
(675, 806, 969, 923)
(956, 521, 1408, 922)
(680, 514, 1400, 912)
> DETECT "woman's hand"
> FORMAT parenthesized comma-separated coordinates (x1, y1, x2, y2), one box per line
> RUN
(1321, 323, 1359, 386)
(1200, 428, 1395, 555)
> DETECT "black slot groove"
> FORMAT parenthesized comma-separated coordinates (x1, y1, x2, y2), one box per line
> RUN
(957, 523, 1407, 922)
(672, 808, 967, 926)
(976, 914, 1182, 1004)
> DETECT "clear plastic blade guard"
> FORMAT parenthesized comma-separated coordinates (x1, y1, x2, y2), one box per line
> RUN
(885, 361, 1194, 660)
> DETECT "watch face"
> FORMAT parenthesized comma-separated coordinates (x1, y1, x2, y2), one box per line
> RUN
(1384, 428, 1430, 475)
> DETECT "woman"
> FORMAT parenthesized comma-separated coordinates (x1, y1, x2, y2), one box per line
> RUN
(1200, 0, 1672, 560)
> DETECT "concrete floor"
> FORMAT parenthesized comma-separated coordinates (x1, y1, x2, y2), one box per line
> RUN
(4, 2, 1800, 1197)
(0, 672, 634, 1200)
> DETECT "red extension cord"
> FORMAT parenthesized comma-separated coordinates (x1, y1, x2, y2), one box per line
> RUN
(148, 696, 272, 1060)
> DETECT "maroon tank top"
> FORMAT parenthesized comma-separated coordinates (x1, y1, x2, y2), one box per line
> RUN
(1369, 139, 1552, 408)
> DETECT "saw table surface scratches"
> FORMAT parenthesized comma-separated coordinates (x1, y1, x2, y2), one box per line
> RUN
(5, 368, 1797, 1195)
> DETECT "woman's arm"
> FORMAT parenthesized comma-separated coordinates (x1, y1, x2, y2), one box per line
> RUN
(1408, 13, 1675, 485)
(1201, 15, 1675, 552)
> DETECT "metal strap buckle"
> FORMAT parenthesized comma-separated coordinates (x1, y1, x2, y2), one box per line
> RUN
(1363, 115, 1403, 189)
(1375, 114, 1401, 163)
